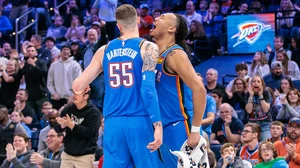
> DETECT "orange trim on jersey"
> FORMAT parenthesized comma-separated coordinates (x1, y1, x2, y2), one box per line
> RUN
(176, 76, 188, 121)
(161, 48, 184, 77)
(183, 120, 190, 136)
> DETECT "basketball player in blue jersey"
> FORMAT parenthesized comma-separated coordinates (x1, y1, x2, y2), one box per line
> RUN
(72, 4, 163, 168)
(150, 13, 207, 166)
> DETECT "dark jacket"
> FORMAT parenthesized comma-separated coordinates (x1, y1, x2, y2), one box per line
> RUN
(216, 156, 244, 168)
(20, 59, 48, 100)
(37, 47, 52, 68)
(0, 150, 37, 168)
(54, 103, 101, 156)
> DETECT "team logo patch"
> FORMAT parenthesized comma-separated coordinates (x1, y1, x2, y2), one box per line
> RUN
(157, 56, 164, 64)
(231, 21, 271, 47)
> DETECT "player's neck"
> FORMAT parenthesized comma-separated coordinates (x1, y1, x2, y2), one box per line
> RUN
(119, 31, 139, 40)
(156, 38, 176, 54)
(247, 139, 258, 151)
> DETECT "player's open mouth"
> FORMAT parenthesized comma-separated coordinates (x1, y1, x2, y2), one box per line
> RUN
(150, 25, 156, 32)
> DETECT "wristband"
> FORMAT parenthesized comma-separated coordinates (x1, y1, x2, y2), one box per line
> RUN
(191, 126, 200, 133)
(259, 96, 264, 100)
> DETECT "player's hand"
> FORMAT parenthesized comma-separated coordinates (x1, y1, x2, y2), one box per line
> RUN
(147, 122, 162, 152)
(187, 132, 200, 147)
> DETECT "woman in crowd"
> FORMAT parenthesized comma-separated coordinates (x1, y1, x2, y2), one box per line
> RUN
(291, 37, 300, 67)
(64, 15, 86, 48)
(0, 59, 22, 109)
(247, 51, 270, 78)
(245, 76, 272, 140)
(273, 77, 294, 106)
(277, 0, 295, 38)
(186, 20, 207, 50)
(226, 77, 247, 119)
(0, 133, 36, 168)
(276, 50, 300, 80)
(10, 111, 32, 138)
(255, 141, 288, 168)
(277, 89, 300, 119)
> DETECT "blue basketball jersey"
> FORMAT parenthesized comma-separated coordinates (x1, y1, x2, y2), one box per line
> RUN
(155, 44, 193, 126)
(103, 37, 147, 118)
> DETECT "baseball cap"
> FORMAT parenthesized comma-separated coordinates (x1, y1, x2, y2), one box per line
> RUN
(61, 44, 71, 51)
(92, 21, 101, 28)
(288, 117, 300, 127)
(140, 4, 150, 10)
(70, 41, 79, 46)
(44, 36, 56, 43)
(271, 61, 283, 69)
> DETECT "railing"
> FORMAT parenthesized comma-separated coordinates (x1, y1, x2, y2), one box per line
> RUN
(56, 0, 70, 9)
(15, 8, 38, 52)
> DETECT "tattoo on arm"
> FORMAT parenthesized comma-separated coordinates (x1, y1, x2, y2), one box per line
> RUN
(167, 50, 176, 57)
(142, 42, 159, 72)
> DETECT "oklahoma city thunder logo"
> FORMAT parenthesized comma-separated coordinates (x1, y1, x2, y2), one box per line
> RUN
(231, 21, 271, 47)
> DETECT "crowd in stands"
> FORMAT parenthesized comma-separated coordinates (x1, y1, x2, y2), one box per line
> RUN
(0, 0, 300, 167)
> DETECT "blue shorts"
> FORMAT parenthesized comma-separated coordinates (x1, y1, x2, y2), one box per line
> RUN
(103, 116, 161, 168)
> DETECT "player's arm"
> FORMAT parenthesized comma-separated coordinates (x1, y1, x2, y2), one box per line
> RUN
(140, 41, 161, 125)
(72, 45, 105, 94)
(167, 49, 206, 130)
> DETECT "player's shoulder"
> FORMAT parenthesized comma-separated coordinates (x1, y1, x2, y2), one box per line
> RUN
(140, 40, 158, 50)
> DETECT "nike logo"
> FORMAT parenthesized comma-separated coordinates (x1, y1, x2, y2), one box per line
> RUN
(173, 121, 180, 127)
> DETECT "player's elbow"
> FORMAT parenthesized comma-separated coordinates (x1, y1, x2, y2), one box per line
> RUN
(72, 78, 83, 94)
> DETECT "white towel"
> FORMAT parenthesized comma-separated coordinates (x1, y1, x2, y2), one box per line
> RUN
(170, 135, 210, 168)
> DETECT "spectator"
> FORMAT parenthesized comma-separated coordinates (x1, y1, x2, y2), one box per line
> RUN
(0, 5, 12, 43)
(183, 1, 202, 27)
(20, 45, 48, 119)
(277, 89, 300, 119)
(2, 42, 12, 59)
(186, 20, 207, 50)
(10, 111, 31, 138)
(30, 129, 64, 168)
(276, 50, 300, 80)
(44, 36, 61, 62)
(211, 103, 243, 144)
(70, 41, 83, 62)
(247, 51, 270, 78)
(9, 89, 35, 125)
(263, 61, 285, 91)
(45, 11, 67, 43)
(199, 0, 208, 17)
(82, 29, 105, 110)
(265, 36, 291, 66)
(273, 77, 294, 110)
(54, 86, 101, 167)
(0, 105, 26, 163)
(245, 76, 272, 141)
(64, 15, 86, 48)
(138, 4, 153, 37)
(39, 101, 53, 129)
(226, 77, 247, 119)
(231, 2, 248, 13)
(216, 143, 246, 168)
(251, 1, 263, 14)
(266, 121, 284, 143)
(274, 117, 300, 167)
(83, 7, 99, 28)
(277, 0, 295, 39)
(255, 141, 289, 168)
(30, 35, 52, 68)
(205, 68, 226, 95)
(9, 0, 28, 41)
(93, 0, 118, 40)
(0, 59, 22, 109)
(202, 94, 216, 138)
(240, 123, 262, 167)
(90, 22, 108, 49)
(47, 45, 82, 110)
(152, 8, 162, 19)
(210, 89, 226, 117)
(0, 133, 36, 168)
(226, 63, 251, 92)
(291, 37, 300, 67)
(9, 50, 19, 60)
(38, 109, 59, 153)
(62, 0, 84, 28)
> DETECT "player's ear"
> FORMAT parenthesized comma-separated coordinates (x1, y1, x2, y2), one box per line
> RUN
(168, 26, 176, 33)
